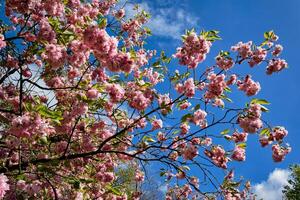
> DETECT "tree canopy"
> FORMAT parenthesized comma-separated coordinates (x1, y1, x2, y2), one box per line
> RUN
(0, 0, 291, 199)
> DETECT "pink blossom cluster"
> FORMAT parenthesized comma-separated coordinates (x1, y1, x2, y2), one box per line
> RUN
(135, 170, 145, 182)
(215, 55, 234, 70)
(166, 184, 192, 200)
(41, 44, 67, 69)
(182, 144, 198, 160)
(192, 109, 207, 127)
(238, 103, 263, 133)
(0, 34, 6, 49)
(231, 146, 246, 161)
(9, 113, 55, 138)
(259, 127, 288, 147)
(0, 174, 9, 199)
(86, 88, 99, 99)
(126, 83, 154, 111)
(174, 32, 212, 69)
(152, 119, 163, 130)
(106, 83, 125, 103)
(179, 101, 191, 110)
(180, 123, 190, 135)
(157, 94, 173, 115)
(38, 18, 57, 43)
(176, 78, 195, 97)
(128, 91, 150, 111)
(232, 132, 248, 143)
(237, 75, 261, 96)
(205, 146, 229, 169)
(272, 44, 283, 56)
(272, 144, 291, 162)
(98, 0, 118, 15)
(205, 73, 227, 99)
(68, 40, 90, 67)
(231, 41, 253, 59)
(144, 68, 163, 85)
(43, 0, 65, 17)
(248, 47, 267, 67)
(266, 59, 288, 75)
(66, 1, 99, 25)
(113, 9, 126, 20)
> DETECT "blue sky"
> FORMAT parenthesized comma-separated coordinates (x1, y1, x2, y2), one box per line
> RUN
(1, 0, 299, 198)
(132, 0, 300, 198)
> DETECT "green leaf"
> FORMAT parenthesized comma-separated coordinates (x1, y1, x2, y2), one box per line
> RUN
(98, 18, 107, 29)
(16, 174, 26, 180)
(194, 104, 200, 111)
(36, 105, 63, 121)
(106, 185, 122, 196)
(260, 105, 269, 112)
(237, 143, 247, 149)
(142, 136, 156, 143)
(160, 171, 166, 176)
(260, 128, 271, 136)
(250, 98, 270, 105)
(221, 129, 230, 135)
(224, 87, 232, 93)
(181, 113, 192, 123)
(181, 166, 191, 171)
(152, 60, 160, 67)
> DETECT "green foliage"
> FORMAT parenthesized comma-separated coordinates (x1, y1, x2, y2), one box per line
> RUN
(283, 165, 300, 200)
(113, 164, 137, 198)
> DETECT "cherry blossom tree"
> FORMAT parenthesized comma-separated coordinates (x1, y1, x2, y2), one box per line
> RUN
(0, 0, 291, 199)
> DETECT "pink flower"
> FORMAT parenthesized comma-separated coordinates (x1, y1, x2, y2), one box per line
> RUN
(0, 34, 6, 49)
(106, 83, 125, 103)
(182, 144, 198, 160)
(272, 144, 291, 162)
(272, 126, 288, 141)
(259, 136, 271, 147)
(183, 78, 195, 97)
(213, 98, 224, 107)
(205, 146, 228, 169)
(41, 44, 66, 69)
(96, 172, 115, 183)
(232, 132, 248, 143)
(231, 41, 253, 59)
(152, 119, 163, 130)
(205, 73, 227, 99)
(266, 59, 288, 75)
(226, 74, 237, 85)
(248, 47, 267, 67)
(237, 75, 261, 96)
(231, 146, 246, 161)
(216, 55, 234, 70)
(192, 109, 207, 127)
(174, 31, 211, 69)
(0, 174, 9, 199)
(86, 88, 98, 99)
(135, 170, 144, 182)
(179, 101, 191, 110)
(272, 44, 283, 56)
(157, 132, 166, 141)
(113, 8, 125, 19)
(180, 123, 190, 135)
(238, 104, 263, 133)
(129, 91, 151, 111)
(158, 94, 173, 115)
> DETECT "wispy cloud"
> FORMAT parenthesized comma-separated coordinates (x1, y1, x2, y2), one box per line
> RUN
(122, 0, 200, 39)
(253, 168, 290, 200)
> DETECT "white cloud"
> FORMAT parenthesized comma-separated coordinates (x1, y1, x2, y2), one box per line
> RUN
(122, 1, 199, 39)
(253, 168, 290, 200)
